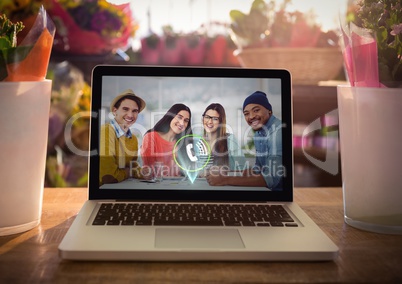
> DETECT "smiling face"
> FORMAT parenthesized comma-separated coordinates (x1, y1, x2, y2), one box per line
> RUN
(170, 110, 190, 134)
(243, 103, 272, 131)
(203, 110, 220, 134)
(113, 98, 139, 131)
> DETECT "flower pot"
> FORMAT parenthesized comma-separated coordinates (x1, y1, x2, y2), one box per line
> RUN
(161, 36, 184, 65)
(183, 36, 206, 66)
(235, 48, 343, 85)
(225, 48, 240, 67)
(0, 80, 52, 236)
(337, 85, 402, 234)
(205, 35, 227, 66)
(140, 36, 162, 65)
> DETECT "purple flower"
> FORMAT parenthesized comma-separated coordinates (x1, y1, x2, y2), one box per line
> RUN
(108, 15, 122, 31)
(90, 11, 122, 34)
(90, 11, 109, 33)
(70, 6, 91, 30)
(391, 24, 402, 36)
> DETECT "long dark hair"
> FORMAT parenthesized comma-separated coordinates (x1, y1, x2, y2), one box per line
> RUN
(146, 103, 193, 140)
(202, 103, 229, 166)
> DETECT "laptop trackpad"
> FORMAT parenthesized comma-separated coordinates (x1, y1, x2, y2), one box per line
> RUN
(155, 228, 245, 249)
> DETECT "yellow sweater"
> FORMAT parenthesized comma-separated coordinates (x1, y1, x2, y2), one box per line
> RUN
(99, 124, 142, 185)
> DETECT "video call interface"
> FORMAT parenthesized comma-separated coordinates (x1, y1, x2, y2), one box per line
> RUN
(98, 75, 285, 192)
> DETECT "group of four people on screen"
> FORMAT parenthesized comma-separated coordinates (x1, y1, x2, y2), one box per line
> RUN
(99, 89, 283, 191)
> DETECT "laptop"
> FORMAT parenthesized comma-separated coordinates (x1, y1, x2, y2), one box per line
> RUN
(58, 65, 338, 261)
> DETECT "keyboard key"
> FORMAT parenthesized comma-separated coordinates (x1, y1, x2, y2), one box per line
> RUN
(93, 219, 107, 225)
(107, 219, 120, 225)
(241, 220, 256, 226)
(270, 221, 284, 227)
(136, 220, 152, 226)
(224, 221, 242, 226)
(121, 219, 135, 225)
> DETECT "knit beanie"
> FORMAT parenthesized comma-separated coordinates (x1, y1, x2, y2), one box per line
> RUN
(243, 91, 272, 111)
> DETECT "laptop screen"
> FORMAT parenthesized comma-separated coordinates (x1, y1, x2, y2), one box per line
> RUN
(89, 66, 293, 202)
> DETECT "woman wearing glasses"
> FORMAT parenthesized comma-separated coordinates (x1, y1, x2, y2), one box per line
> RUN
(201, 103, 246, 175)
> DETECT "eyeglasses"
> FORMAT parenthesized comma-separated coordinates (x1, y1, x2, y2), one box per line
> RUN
(203, 114, 220, 122)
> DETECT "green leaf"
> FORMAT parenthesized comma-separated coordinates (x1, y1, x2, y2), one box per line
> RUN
(0, 51, 7, 81)
(378, 61, 393, 87)
(380, 46, 399, 68)
(0, 37, 12, 50)
(392, 61, 402, 82)
(0, 45, 33, 81)
(250, 0, 267, 12)
(4, 45, 33, 64)
(375, 27, 388, 45)
(229, 10, 246, 23)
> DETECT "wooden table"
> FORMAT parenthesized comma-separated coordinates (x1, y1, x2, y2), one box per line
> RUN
(1, 187, 401, 283)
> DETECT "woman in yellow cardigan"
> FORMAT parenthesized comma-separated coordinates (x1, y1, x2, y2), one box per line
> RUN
(99, 89, 151, 185)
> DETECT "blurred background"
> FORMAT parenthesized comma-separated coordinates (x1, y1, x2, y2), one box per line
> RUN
(1, 0, 351, 187)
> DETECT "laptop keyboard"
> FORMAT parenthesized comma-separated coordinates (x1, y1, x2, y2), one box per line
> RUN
(92, 203, 298, 227)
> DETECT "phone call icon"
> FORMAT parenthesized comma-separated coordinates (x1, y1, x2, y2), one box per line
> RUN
(186, 139, 208, 162)
(174, 135, 211, 174)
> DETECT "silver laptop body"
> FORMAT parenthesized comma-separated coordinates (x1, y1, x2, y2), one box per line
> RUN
(58, 65, 338, 261)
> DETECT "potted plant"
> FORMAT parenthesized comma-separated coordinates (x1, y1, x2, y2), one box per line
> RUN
(341, 0, 402, 88)
(229, 0, 343, 85)
(140, 32, 162, 64)
(0, 0, 42, 44)
(337, 0, 402, 234)
(182, 31, 206, 66)
(0, 10, 55, 236)
(160, 25, 184, 65)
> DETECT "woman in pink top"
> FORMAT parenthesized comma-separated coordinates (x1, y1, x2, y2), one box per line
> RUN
(141, 103, 192, 177)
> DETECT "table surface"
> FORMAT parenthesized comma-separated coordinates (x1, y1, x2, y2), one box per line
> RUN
(100, 177, 268, 191)
(1, 187, 401, 283)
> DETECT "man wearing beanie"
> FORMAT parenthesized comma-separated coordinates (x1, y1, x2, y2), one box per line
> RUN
(206, 91, 283, 190)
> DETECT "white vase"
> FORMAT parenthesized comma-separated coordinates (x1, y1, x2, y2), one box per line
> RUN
(0, 80, 52, 236)
(337, 85, 402, 234)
